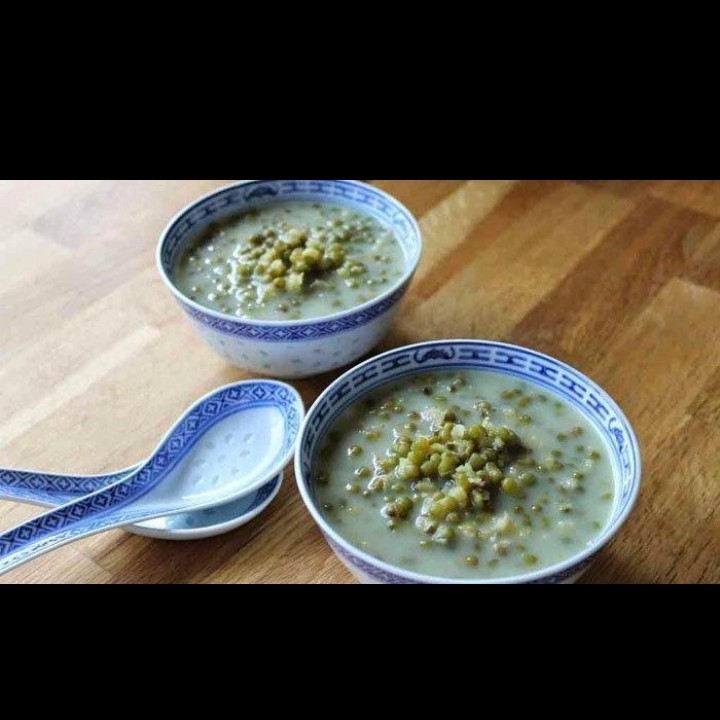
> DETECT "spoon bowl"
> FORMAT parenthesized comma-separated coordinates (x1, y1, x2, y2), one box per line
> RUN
(0, 380, 304, 574)
(129, 470, 283, 540)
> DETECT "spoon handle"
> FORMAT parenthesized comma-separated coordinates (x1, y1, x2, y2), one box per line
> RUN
(0, 467, 138, 507)
(0, 465, 186, 575)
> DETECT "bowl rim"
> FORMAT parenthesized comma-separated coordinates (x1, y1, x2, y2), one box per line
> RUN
(294, 339, 643, 584)
(155, 179, 423, 328)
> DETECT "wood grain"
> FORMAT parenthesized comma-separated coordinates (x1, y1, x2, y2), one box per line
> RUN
(0, 179, 718, 584)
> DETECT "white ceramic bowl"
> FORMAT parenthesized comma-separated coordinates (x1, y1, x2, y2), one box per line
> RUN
(157, 180, 422, 379)
(295, 340, 642, 584)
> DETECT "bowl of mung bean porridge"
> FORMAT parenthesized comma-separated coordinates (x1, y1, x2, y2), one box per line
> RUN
(157, 180, 422, 378)
(295, 340, 642, 584)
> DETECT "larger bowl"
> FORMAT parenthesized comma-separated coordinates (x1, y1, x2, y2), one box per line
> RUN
(157, 180, 422, 379)
(295, 339, 642, 584)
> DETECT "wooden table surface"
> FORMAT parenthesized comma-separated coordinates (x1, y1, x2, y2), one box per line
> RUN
(1, 179, 718, 584)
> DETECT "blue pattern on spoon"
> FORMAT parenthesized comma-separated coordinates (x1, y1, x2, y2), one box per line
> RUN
(0, 467, 136, 507)
(0, 467, 282, 539)
(0, 380, 303, 574)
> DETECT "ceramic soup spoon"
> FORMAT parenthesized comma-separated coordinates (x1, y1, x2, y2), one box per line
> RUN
(0, 380, 303, 575)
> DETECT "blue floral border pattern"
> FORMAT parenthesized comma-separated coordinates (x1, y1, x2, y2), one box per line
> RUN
(0, 382, 302, 572)
(329, 536, 595, 585)
(327, 537, 420, 584)
(180, 283, 408, 342)
(161, 180, 419, 269)
(0, 468, 136, 507)
(299, 341, 642, 584)
(0, 467, 279, 519)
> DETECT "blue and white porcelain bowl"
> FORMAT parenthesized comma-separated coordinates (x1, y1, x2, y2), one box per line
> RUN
(295, 340, 642, 584)
(157, 180, 422, 379)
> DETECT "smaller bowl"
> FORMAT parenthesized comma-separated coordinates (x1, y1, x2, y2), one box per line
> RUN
(127, 470, 283, 540)
(157, 180, 423, 379)
(295, 340, 643, 584)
